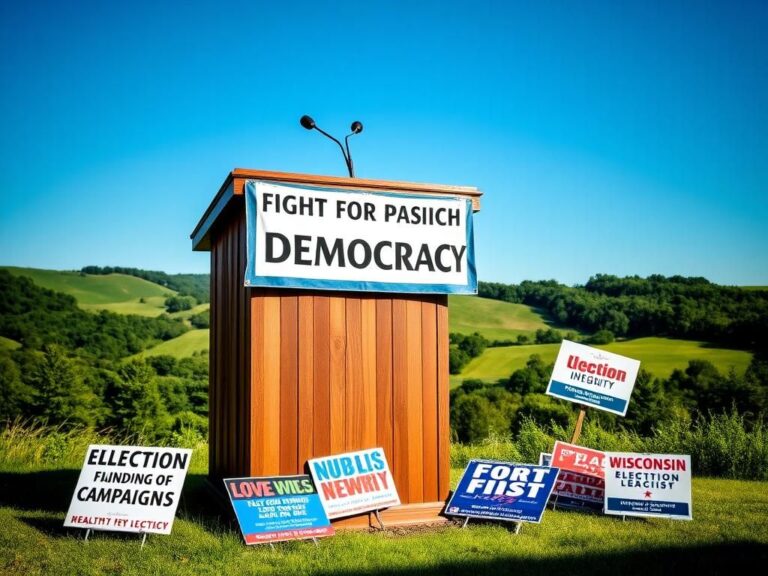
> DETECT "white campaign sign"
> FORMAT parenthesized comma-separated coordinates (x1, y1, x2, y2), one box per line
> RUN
(308, 448, 400, 519)
(64, 445, 192, 535)
(604, 452, 692, 520)
(546, 340, 640, 416)
(244, 180, 476, 293)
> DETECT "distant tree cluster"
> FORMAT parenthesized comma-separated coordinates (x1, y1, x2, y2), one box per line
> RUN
(164, 295, 196, 313)
(0, 346, 208, 441)
(0, 270, 207, 441)
(81, 266, 210, 304)
(449, 332, 489, 374)
(450, 353, 768, 443)
(479, 275, 768, 352)
(0, 271, 188, 359)
(189, 310, 210, 329)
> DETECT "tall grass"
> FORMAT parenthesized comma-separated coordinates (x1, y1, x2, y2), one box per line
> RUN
(452, 411, 768, 480)
(648, 411, 768, 479)
(0, 419, 209, 473)
(4, 413, 766, 480)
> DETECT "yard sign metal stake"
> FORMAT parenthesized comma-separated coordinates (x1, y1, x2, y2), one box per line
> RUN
(374, 509, 386, 530)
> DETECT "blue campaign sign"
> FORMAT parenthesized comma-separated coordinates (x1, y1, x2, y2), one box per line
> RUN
(446, 460, 559, 524)
(224, 475, 334, 544)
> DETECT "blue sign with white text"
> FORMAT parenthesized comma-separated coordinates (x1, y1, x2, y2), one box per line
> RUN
(446, 460, 559, 524)
(244, 180, 477, 294)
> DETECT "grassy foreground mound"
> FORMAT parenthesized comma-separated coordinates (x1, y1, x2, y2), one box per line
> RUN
(1, 425, 767, 575)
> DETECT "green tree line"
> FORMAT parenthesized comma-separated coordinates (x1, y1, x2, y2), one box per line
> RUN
(0, 271, 188, 359)
(479, 275, 768, 352)
(450, 353, 768, 443)
(0, 270, 207, 440)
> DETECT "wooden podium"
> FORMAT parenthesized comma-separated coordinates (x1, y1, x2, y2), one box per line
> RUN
(191, 169, 481, 527)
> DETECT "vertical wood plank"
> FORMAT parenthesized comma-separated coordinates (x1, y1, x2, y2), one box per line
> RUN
(298, 295, 315, 466)
(421, 298, 438, 502)
(221, 232, 231, 476)
(280, 295, 298, 474)
(238, 216, 249, 476)
(225, 222, 233, 475)
(235, 223, 243, 474)
(262, 294, 281, 475)
(361, 298, 377, 449)
(329, 297, 346, 454)
(250, 294, 265, 475)
(313, 296, 331, 457)
(406, 299, 424, 503)
(436, 296, 450, 500)
(345, 297, 363, 452)
(234, 222, 242, 475)
(376, 298, 394, 469)
(392, 299, 409, 500)
(209, 248, 218, 478)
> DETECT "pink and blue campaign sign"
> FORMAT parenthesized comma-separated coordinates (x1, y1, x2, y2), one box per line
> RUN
(446, 460, 559, 523)
(224, 475, 334, 544)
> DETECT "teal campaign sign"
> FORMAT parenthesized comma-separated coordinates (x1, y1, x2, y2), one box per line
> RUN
(446, 460, 559, 523)
(224, 475, 334, 544)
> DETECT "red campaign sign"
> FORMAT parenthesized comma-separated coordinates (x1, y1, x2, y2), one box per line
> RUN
(554, 470, 605, 504)
(552, 441, 606, 479)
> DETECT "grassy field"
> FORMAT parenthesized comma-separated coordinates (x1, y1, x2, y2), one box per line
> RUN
(448, 295, 576, 341)
(147, 296, 559, 359)
(1, 424, 766, 575)
(2, 267, 173, 317)
(0, 466, 766, 575)
(453, 337, 754, 387)
(133, 329, 210, 359)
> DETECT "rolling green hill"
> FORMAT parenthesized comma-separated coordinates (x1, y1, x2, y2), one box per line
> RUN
(169, 303, 210, 321)
(448, 295, 578, 341)
(2, 267, 174, 317)
(132, 329, 210, 359)
(2, 268, 757, 374)
(452, 337, 753, 387)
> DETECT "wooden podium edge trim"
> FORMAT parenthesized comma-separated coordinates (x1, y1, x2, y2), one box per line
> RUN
(191, 168, 482, 251)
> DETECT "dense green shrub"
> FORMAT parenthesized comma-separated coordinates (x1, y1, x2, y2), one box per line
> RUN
(451, 410, 768, 481)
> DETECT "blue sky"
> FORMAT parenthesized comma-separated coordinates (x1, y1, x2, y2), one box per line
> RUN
(1, 0, 766, 285)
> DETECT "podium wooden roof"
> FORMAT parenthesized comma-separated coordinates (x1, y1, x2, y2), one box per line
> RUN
(191, 169, 482, 251)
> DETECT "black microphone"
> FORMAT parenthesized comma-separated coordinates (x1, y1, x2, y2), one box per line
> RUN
(300, 115, 316, 130)
(300, 115, 364, 178)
